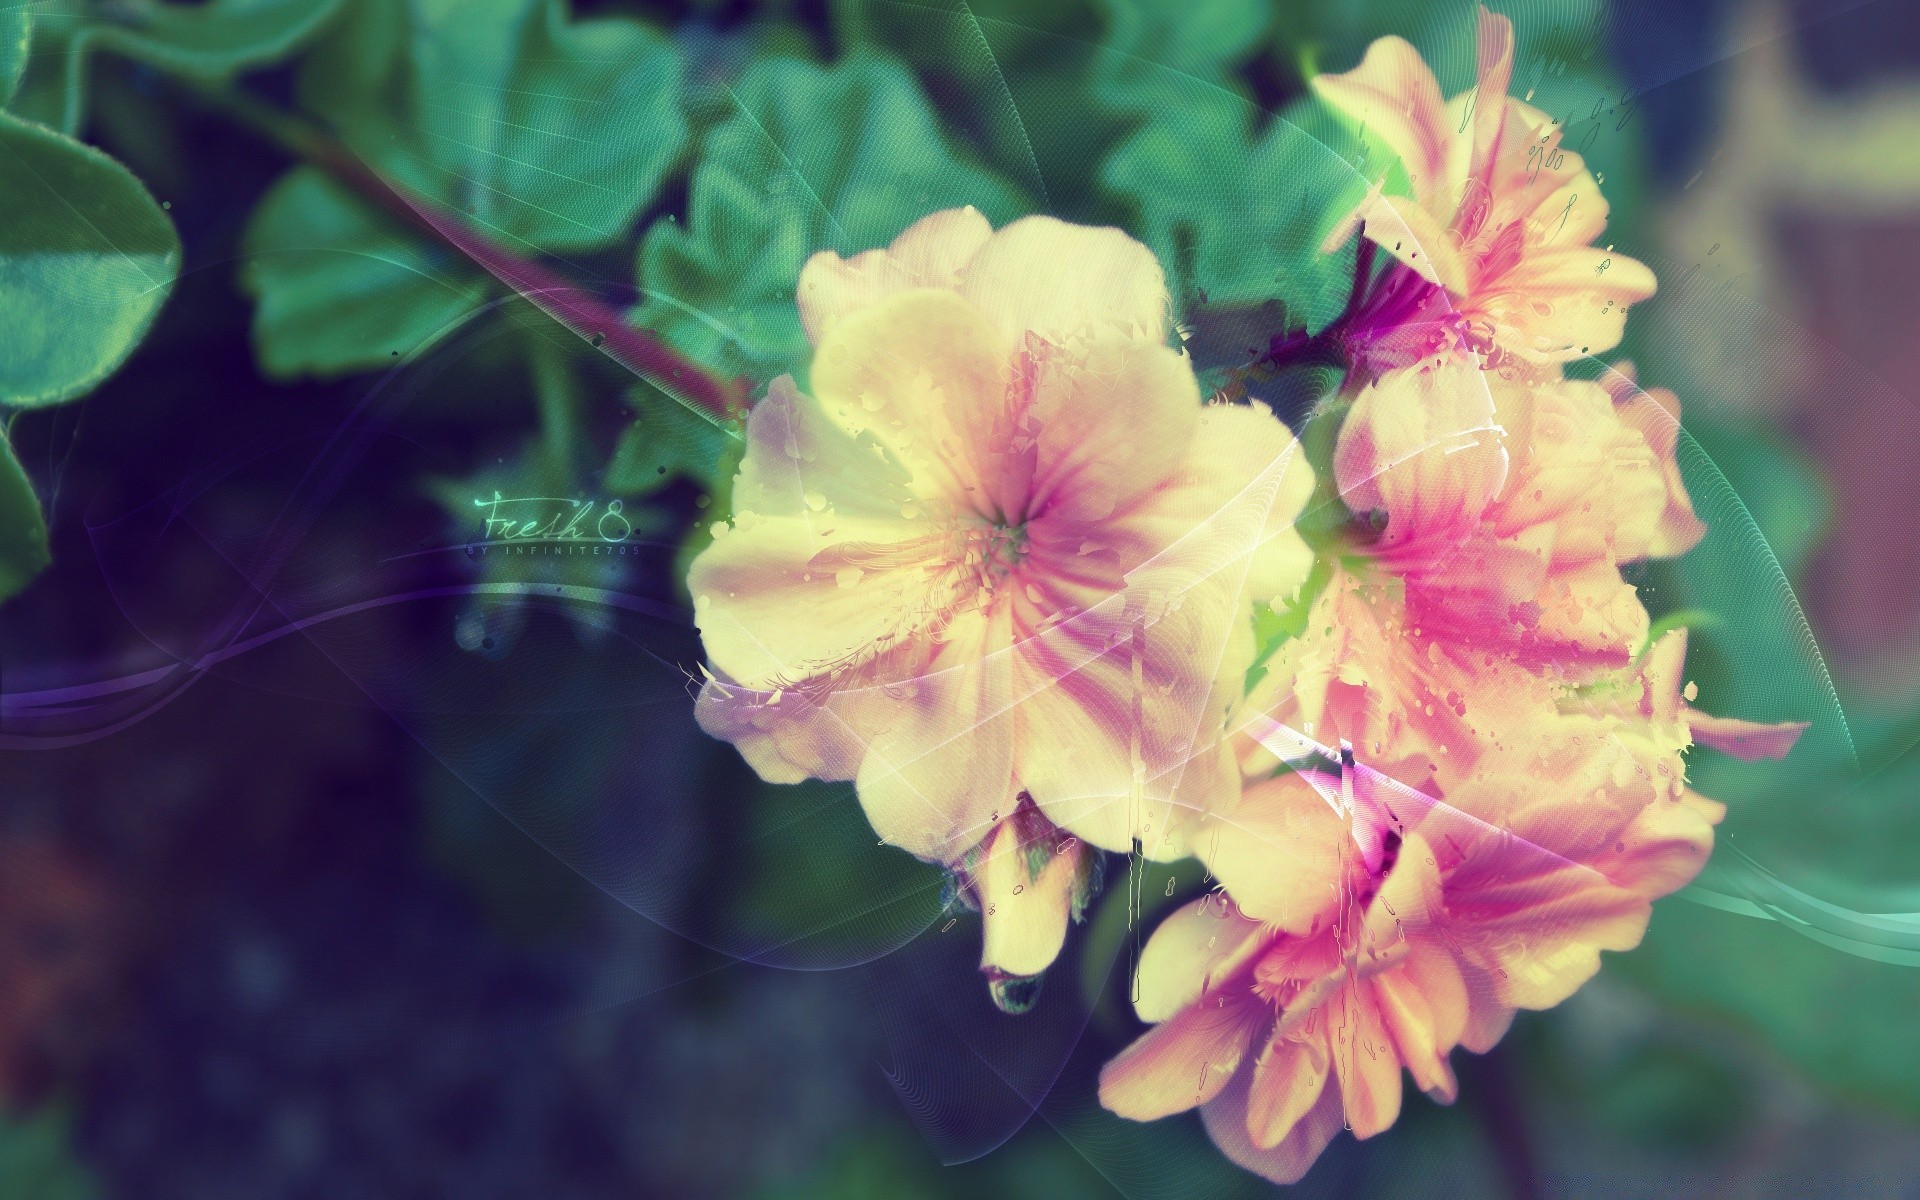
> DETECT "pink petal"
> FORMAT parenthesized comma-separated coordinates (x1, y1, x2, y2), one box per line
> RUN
(1099, 994, 1265, 1122)
(1245, 1029, 1332, 1150)
(1200, 1055, 1346, 1185)
(1688, 711, 1810, 761)
(1312, 35, 1453, 200)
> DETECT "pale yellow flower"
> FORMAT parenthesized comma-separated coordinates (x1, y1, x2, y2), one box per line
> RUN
(690, 209, 1315, 989)
(1315, 5, 1656, 373)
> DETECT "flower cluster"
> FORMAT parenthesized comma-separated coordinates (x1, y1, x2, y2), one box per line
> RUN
(685, 4, 1806, 1182)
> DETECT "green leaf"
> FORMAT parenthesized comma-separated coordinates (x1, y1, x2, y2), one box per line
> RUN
(1100, 89, 1362, 327)
(0, 2, 27, 108)
(0, 431, 50, 603)
(0, 110, 179, 408)
(243, 0, 686, 378)
(86, 0, 349, 76)
(242, 166, 489, 377)
(6, 0, 347, 134)
(636, 55, 1023, 385)
(731, 780, 946, 959)
(604, 383, 739, 497)
(1617, 896, 1920, 1120)
(0, 1104, 98, 1200)
(302, 0, 684, 251)
(1090, 0, 1269, 114)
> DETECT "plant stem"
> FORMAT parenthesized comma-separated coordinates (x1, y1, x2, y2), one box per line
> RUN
(1462, 1044, 1545, 1200)
(180, 82, 750, 420)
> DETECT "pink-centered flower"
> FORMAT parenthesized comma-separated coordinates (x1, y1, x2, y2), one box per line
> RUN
(1315, 5, 1657, 375)
(690, 208, 1316, 991)
(1333, 361, 1700, 667)
(1100, 717, 1736, 1184)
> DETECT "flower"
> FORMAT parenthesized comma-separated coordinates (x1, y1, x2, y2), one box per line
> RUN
(950, 799, 1102, 1012)
(1332, 361, 1697, 667)
(1314, 5, 1656, 375)
(1102, 386, 1805, 1180)
(690, 208, 1316, 992)
(1100, 722, 1726, 1184)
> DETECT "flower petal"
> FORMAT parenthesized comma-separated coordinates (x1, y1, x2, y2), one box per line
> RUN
(1200, 774, 1345, 936)
(1100, 991, 1266, 1121)
(808, 287, 1011, 511)
(1688, 711, 1810, 761)
(1312, 35, 1453, 200)
(797, 206, 993, 343)
(1134, 896, 1270, 1024)
(976, 816, 1080, 977)
(958, 214, 1170, 345)
(1332, 976, 1403, 1138)
(855, 607, 1018, 862)
(1245, 1028, 1332, 1150)
(1200, 1054, 1346, 1185)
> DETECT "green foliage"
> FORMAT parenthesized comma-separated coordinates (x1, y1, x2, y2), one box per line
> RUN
(0, 4, 26, 107)
(1616, 897, 1920, 1120)
(637, 55, 1023, 386)
(1089, 0, 1269, 115)
(9, 0, 347, 134)
(303, 0, 685, 251)
(0, 430, 51, 602)
(1100, 89, 1363, 328)
(242, 167, 489, 376)
(0, 1105, 98, 1200)
(0, 111, 180, 409)
(604, 383, 739, 498)
(0, 16, 180, 603)
(731, 780, 947, 959)
(243, 0, 687, 378)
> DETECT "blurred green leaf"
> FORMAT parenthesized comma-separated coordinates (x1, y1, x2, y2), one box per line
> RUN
(0, 1105, 98, 1200)
(302, 0, 685, 251)
(636, 55, 1023, 385)
(0, 3, 26, 107)
(832, 0, 1118, 216)
(87, 0, 348, 76)
(0, 431, 50, 603)
(1090, 0, 1268, 115)
(731, 780, 946, 959)
(0, 110, 179, 408)
(604, 384, 739, 498)
(8, 0, 347, 133)
(1618, 897, 1920, 1120)
(244, 0, 686, 378)
(242, 166, 489, 376)
(1101, 89, 1362, 326)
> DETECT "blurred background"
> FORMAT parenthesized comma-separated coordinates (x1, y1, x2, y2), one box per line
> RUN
(3, 0, 1920, 1196)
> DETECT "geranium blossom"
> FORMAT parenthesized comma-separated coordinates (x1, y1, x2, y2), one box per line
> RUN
(1100, 336, 1806, 1178)
(689, 208, 1316, 993)
(1314, 5, 1657, 374)
(1332, 361, 1697, 667)
(1100, 712, 1757, 1183)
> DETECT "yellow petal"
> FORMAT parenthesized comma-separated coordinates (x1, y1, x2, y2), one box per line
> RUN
(957, 214, 1171, 345)
(1312, 35, 1454, 199)
(1245, 1029, 1332, 1150)
(809, 287, 1011, 510)
(1199, 1056, 1346, 1184)
(975, 818, 1079, 978)
(797, 206, 993, 342)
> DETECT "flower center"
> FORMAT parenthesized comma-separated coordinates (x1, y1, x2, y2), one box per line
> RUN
(971, 519, 1029, 588)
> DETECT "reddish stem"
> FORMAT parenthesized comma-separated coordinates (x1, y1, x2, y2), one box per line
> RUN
(196, 84, 751, 420)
